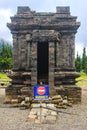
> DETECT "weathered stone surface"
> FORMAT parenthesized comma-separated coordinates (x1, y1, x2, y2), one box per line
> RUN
(28, 103, 58, 123)
(25, 97, 30, 103)
(21, 101, 26, 106)
(51, 111, 57, 116)
(64, 86, 82, 103)
(46, 115, 57, 121)
(34, 119, 41, 124)
(4, 97, 11, 104)
(62, 99, 68, 105)
(46, 103, 54, 108)
(11, 99, 18, 104)
(52, 95, 62, 100)
(28, 115, 37, 121)
(20, 87, 32, 95)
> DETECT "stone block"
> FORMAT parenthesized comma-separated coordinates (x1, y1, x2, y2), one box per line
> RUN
(62, 99, 68, 105)
(51, 111, 57, 116)
(46, 115, 57, 121)
(52, 95, 62, 100)
(32, 103, 40, 108)
(46, 103, 55, 107)
(25, 97, 30, 103)
(21, 87, 32, 95)
(29, 108, 37, 115)
(21, 101, 26, 106)
(11, 99, 18, 104)
(4, 98, 11, 104)
(28, 114, 37, 121)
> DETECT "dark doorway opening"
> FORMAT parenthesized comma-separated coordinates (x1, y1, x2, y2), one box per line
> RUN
(37, 42, 49, 84)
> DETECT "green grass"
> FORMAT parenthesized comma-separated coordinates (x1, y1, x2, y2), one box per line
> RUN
(76, 81, 87, 86)
(0, 72, 11, 86)
(76, 72, 87, 87)
(0, 73, 10, 80)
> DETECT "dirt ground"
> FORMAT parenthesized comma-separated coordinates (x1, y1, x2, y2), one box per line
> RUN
(0, 86, 87, 130)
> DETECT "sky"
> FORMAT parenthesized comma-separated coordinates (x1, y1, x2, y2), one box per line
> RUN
(0, 0, 87, 56)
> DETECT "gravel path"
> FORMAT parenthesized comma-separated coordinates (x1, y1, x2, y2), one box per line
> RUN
(0, 87, 87, 130)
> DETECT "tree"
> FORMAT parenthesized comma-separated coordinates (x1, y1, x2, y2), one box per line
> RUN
(0, 39, 13, 70)
(75, 52, 82, 72)
(82, 47, 87, 73)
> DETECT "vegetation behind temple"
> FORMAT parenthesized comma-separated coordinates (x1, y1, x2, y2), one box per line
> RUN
(0, 39, 13, 71)
(75, 47, 87, 74)
(0, 39, 87, 74)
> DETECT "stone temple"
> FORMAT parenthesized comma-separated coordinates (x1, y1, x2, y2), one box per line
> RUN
(6, 6, 81, 103)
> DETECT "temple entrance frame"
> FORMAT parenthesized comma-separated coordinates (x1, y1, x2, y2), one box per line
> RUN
(31, 30, 59, 87)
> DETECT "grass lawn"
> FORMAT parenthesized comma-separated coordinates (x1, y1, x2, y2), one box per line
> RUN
(76, 72, 87, 87)
(76, 81, 87, 87)
(0, 73, 10, 80)
(0, 72, 11, 86)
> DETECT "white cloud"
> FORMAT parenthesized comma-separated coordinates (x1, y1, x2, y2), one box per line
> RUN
(0, 9, 12, 21)
(0, 0, 87, 50)
(0, 9, 13, 42)
(75, 42, 87, 57)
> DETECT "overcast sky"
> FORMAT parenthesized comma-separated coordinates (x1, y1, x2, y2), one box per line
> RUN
(0, 0, 87, 56)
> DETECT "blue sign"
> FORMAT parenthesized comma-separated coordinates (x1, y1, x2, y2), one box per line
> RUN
(34, 85, 49, 100)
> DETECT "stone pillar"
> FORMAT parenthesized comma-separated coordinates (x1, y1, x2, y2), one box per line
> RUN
(26, 42, 31, 70)
(57, 39, 63, 68)
(56, 42, 60, 67)
(59, 35, 70, 68)
(69, 34, 75, 68)
(31, 42, 37, 86)
(18, 35, 27, 69)
(49, 42, 54, 87)
(12, 33, 19, 70)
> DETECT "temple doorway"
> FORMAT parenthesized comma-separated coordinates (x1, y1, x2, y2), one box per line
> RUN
(37, 42, 49, 84)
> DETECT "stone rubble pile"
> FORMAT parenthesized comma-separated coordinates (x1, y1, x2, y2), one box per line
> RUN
(5, 94, 73, 108)
(4, 94, 73, 109)
(5, 85, 81, 105)
(4, 94, 74, 123)
(27, 95, 73, 124)
(51, 95, 73, 109)
(28, 103, 58, 124)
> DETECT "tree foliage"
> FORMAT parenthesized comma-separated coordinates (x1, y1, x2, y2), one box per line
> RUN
(82, 48, 87, 73)
(0, 39, 13, 70)
(75, 47, 87, 74)
(75, 52, 82, 72)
